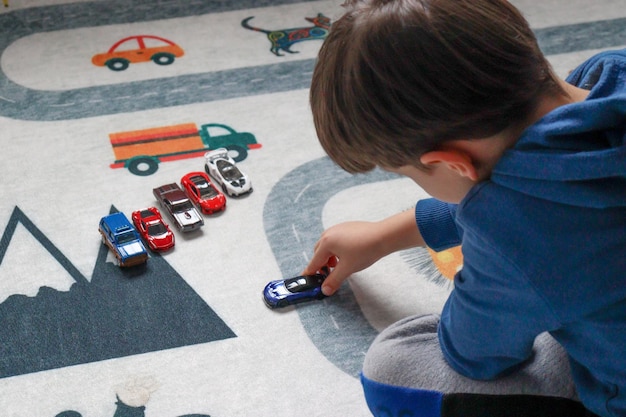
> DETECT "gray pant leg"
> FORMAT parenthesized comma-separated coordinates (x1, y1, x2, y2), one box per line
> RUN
(362, 314, 578, 399)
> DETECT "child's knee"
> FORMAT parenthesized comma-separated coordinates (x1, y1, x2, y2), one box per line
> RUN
(362, 315, 579, 400)
(362, 314, 442, 388)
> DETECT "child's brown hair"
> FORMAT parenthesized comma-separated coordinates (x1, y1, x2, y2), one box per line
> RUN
(310, 0, 564, 173)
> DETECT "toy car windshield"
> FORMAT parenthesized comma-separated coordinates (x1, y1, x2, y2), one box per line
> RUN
(194, 181, 218, 198)
(117, 230, 138, 244)
(172, 200, 194, 212)
(284, 275, 324, 293)
(147, 223, 168, 235)
(216, 161, 242, 180)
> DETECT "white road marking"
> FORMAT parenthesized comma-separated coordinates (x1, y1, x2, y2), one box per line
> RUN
(292, 223, 300, 243)
(293, 183, 311, 204)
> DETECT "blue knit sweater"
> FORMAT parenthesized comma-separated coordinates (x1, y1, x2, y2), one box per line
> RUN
(364, 49, 626, 417)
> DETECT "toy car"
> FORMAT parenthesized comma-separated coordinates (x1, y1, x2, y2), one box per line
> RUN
(180, 172, 226, 215)
(153, 183, 204, 232)
(131, 207, 175, 252)
(98, 212, 148, 267)
(204, 148, 252, 197)
(263, 268, 329, 309)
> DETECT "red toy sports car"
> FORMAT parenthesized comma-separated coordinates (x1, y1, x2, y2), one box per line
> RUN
(180, 172, 226, 215)
(131, 207, 175, 251)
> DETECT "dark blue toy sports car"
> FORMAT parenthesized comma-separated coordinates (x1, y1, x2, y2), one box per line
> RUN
(263, 269, 329, 309)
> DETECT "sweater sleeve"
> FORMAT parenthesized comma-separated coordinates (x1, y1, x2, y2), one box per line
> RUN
(416, 196, 557, 380)
(415, 198, 461, 251)
(437, 226, 557, 380)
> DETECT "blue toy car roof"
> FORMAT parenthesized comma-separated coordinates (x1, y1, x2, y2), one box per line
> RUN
(102, 212, 133, 231)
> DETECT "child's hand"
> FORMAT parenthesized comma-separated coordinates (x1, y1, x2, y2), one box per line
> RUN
(302, 209, 425, 296)
(302, 221, 389, 296)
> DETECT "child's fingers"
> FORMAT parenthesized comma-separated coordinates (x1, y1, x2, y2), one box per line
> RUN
(303, 241, 340, 294)
(321, 272, 341, 296)
(321, 261, 349, 296)
(303, 247, 334, 275)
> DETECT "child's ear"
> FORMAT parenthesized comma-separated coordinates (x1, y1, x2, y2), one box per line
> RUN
(420, 150, 479, 181)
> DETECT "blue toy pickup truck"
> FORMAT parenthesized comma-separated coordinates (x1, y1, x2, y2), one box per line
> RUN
(98, 212, 148, 267)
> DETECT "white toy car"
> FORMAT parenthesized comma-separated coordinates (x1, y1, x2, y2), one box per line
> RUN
(204, 148, 252, 197)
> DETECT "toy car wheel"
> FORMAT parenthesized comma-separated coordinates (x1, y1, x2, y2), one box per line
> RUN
(151, 52, 175, 65)
(277, 300, 289, 308)
(105, 58, 130, 71)
(225, 145, 248, 162)
(221, 184, 229, 196)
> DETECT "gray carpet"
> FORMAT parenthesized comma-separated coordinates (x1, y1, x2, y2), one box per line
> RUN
(0, 0, 623, 416)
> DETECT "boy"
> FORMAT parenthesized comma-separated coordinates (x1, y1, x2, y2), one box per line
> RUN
(302, 0, 626, 416)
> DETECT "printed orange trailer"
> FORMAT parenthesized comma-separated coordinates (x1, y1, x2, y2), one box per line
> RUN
(109, 122, 261, 176)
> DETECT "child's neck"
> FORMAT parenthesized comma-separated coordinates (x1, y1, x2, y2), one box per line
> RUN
(475, 80, 590, 181)
(530, 79, 589, 124)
